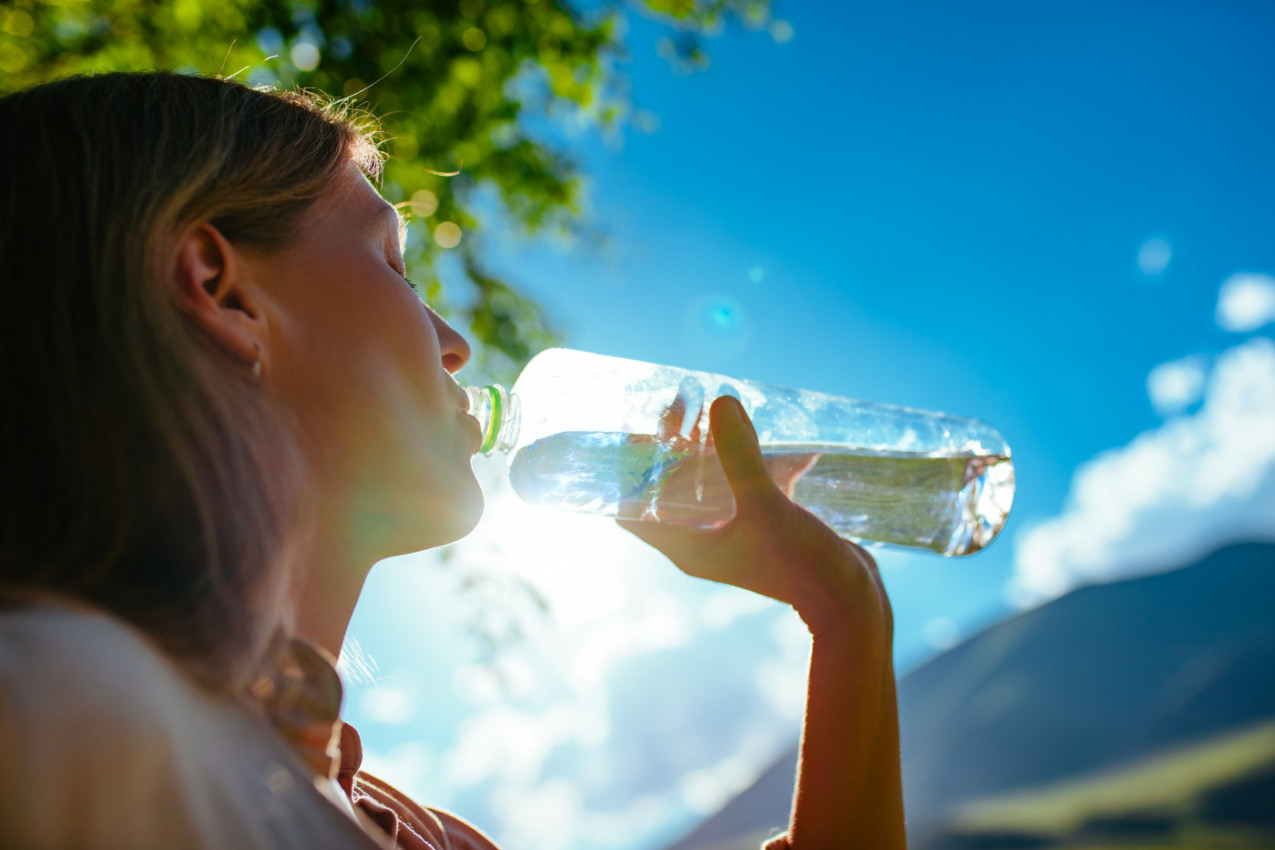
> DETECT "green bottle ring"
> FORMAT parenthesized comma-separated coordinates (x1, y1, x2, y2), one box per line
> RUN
(480, 385, 501, 454)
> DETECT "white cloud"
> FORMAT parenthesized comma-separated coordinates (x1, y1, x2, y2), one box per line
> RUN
(359, 680, 418, 725)
(679, 755, 756, 815)
(1146, 355, 1208, 416)
(452, 656, 539, 704)
(444, 704, 596, 789)
(753, 612, 811, 722)
(1216, 272, 1275, 332)
(570, 591, 693, 687)
(490, 781, 679, 850)
(700, 587, 778, 630)
(924, 617, 960, 650)
(492, 779, 582, 850)
(1011, 336, 1275, 606)
(576, 795, 669, 847)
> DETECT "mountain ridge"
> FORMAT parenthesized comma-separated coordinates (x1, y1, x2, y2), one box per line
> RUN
(661, 540, 1275, 850)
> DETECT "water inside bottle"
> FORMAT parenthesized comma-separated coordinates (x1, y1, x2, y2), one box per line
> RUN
(507, 431, 1014, 556)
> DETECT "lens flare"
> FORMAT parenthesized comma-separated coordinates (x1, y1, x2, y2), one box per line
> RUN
(434, 222, 463, 249)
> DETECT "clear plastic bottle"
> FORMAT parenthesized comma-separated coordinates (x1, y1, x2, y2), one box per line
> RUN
(464, 348, 1014, 556)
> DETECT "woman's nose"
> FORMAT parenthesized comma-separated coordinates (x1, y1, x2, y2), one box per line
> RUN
(428, 306, 472, 374)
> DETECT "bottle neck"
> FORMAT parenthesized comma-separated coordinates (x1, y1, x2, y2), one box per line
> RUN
(464, 384, 521, 454)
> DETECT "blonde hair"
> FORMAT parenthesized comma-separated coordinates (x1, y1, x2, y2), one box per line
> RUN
(0, 72, 384, 693)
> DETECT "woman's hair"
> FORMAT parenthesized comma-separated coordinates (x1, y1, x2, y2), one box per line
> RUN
(0, 72, 383, 694)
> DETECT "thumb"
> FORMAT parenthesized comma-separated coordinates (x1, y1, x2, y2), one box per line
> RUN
(709, 396, 776, 507)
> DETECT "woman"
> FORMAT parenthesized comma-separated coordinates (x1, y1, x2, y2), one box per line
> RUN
(0, 72, 905, 849)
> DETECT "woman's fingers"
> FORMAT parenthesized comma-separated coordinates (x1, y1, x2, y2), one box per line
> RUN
(658, 393, 687, 440)
(709, 396, 779, 510)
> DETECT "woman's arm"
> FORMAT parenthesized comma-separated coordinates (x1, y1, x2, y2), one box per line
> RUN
(621, 396, 906, 849)
(777, 616, 904, 847)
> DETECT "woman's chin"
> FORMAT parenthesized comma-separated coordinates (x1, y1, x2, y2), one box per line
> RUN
(411, 479, 486, 550)
(439, 493, 485, 546)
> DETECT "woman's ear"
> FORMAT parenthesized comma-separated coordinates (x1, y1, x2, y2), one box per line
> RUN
(171, 222, 267, 372)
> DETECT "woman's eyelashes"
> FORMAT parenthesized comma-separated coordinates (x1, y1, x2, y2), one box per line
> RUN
(389, 261, 421, 296)
(401, 272, 424, 297)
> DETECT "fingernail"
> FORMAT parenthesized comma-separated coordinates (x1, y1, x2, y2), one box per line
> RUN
(714, 397, 744, 433)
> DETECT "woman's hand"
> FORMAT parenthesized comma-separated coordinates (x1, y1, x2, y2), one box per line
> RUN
(619, 396, 906, 849)
(618, 395, 891, 642)
(612, 392, 819, 529)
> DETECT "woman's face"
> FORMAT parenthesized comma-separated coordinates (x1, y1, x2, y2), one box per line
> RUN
(248, 161, 484, 556)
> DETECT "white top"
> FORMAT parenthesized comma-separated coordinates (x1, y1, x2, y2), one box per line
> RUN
(0, 601, 392, 850)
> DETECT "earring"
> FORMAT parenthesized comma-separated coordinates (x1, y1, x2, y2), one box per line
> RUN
(251, 344, 262, 379)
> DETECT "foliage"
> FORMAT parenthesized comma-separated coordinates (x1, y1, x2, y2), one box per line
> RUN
(0, 0, 780, 380)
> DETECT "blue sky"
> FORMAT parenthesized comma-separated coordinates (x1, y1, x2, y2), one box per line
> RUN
(341, 2, 1275, 848)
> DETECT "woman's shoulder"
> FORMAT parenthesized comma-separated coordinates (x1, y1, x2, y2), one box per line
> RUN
(0, 600, 387, 849)
(0, 598, 210, 750)
(0, 601, 193, 843)
(0, 601, 210, 806)
(0, 599, 191, 737)
(0, 600, 382, 849)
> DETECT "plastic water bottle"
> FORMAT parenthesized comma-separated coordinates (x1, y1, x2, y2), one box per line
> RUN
(464, 348, 1014, 556)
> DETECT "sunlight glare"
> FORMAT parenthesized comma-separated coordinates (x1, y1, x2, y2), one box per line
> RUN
(682, 294, 752, 361)
(411, 189, 439, 218)
(1137, 236, 1171, 276)
(290, 41, 320, 72)
(434, 221, 463, 248)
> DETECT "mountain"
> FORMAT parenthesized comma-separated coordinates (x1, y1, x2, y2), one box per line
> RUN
(923, 717, 1275, 848)
(661, 540, 1275, 850)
